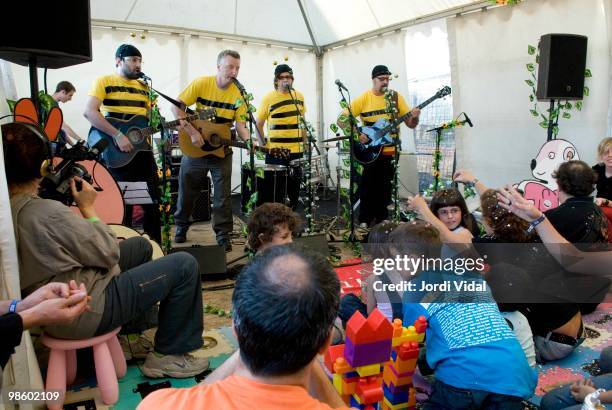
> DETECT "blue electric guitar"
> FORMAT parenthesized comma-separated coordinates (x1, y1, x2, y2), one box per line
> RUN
(88, 109, 216, 168)
(353, 86, 451, 164)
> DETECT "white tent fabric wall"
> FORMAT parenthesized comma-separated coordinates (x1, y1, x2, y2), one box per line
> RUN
(447, 0, 611, 190)
(9, 28, 317, 189)
(321, 31, 408, 185)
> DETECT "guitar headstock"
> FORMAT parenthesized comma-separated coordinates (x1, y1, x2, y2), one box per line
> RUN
(436, 86, 452, 99)
(270, 147, 291, 160)
(198, 108, 216, 121)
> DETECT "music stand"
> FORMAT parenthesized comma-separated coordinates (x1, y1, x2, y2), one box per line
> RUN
(117, 181, 154, 205)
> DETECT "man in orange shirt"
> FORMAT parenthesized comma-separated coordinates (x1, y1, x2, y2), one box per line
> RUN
(138, 244, 350, 410)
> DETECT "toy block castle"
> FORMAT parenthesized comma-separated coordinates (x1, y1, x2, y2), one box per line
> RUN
(323, 309, 427, 409)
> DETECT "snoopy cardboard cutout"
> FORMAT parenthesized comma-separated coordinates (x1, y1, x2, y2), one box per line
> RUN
(515, 139, 579, 212)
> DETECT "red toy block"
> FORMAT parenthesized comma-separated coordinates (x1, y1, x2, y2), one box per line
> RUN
(414, 315, 428, 334)
(355, 376, 384, 404)
(398, 342, 419, 360)
(346, 308, 394, 344)
(324, 344, 345, 373)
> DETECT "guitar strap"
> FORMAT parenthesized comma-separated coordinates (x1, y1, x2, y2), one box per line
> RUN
(146, 84, 196, 115)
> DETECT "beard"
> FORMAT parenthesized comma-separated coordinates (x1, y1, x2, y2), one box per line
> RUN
(122, 67, 141, 80)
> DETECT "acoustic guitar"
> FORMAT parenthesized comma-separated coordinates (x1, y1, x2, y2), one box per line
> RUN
(88, 109, 216, 168)
(178, 120, 291, 160)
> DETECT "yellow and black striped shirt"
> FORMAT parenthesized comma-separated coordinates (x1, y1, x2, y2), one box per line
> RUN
(257, 89, 307, 153)
(88, 74, 150, 120)
(178, 76, 247, 127)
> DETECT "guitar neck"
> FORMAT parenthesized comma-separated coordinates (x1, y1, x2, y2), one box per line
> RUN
(224, 139, 269, 154)
(379, 94, 440, 136)
(136, 112, 209, 138)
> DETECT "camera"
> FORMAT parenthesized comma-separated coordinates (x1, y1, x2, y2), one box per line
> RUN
(38, 139, 108, 205)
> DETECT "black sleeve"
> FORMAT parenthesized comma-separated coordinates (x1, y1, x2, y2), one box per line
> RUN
(0, 313, 24, 369)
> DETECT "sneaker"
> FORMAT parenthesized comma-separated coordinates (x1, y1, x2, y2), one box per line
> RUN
(141, 352, 210, 378)
(218, 238, 232, 252)
(174, 226, 188, 243)
(119, 334, 154, 361)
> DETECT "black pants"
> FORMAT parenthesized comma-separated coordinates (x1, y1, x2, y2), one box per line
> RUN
(109, 151, 162, 243)
(359, 155, 394, 225)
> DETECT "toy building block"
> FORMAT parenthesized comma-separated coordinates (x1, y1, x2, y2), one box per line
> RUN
(346, 309, 394, 345)
(392, 319, 403, 338)
(333, 373, 345, 395)
(381, 396, 416, 410)
(392, 325, 419, 347)
(333, 357, 354, 374)
(324, 344, 345, 373)
(354, 376, 384, 404)
(382, 363, 414, 387)
(414, 315, 427, 334)
(355, 363, 383, 377)
(345, 337, 392, 368)
(382, 383, 410, 404)
(388, 342, 418, 374)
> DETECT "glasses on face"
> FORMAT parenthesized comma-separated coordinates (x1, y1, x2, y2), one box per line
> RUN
(438, 208, 461, 217)
(375, 76, 390, 82)
(123, 57, 142, 64)
(278, 75, 293, 80)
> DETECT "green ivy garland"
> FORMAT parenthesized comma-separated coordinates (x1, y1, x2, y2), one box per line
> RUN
(236, 94, 260, 223)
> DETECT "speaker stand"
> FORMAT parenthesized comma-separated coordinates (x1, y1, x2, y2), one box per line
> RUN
(546, 99, 559, 141)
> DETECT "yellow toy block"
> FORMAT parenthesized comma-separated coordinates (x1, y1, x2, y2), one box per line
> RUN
(382, 397, 410, 410)
(382, 364, 413, 387)
(355, 363, 382, 377)
(392, 326, 420, 347)
(333, 373, 345, 394)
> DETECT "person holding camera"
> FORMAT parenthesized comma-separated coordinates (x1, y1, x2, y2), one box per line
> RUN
(3, 122, 209, 378)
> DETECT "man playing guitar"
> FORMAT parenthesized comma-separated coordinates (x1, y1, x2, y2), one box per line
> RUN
(83, 44, 161, 243)
(256, 64, 307, 210)
(337, 64, 420, 227)
(171, 50, 250, 251)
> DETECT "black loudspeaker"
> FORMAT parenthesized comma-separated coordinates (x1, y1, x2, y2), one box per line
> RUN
(536, 34, 588, 101)
(0, 1, 92, 68)
(294, 233, 330, 258)
(193, 187, 211, 222)
(170, 245, 227, 280)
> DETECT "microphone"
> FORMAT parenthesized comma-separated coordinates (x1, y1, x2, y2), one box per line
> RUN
(137, 72, 151, 80)
(335, 79, 349, 92)
(233, 78, 246, 93)
(463, 112, 473, 127)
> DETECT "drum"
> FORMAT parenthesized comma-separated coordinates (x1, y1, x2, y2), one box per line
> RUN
(68, 160, 125, 224)
(241, 164, 289, 213)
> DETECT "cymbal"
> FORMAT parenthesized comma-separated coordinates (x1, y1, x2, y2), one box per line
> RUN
(322, 135, 350, 143)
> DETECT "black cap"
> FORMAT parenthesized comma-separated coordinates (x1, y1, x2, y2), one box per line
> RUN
(115, 44, 142, 59)
(371, 65, 391, 79)
(274, 64, 293, 77)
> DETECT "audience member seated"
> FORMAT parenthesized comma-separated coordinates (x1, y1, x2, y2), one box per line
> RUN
(407, 188, 477, 244)
(478, 189, 581, 364)
(540, 346, 612, 410)
(137, 244, 349, 410)
(338, 221, 400, 325)
(593, 136, 612, 236)
(247, 202, 300, 253)
(3, 122, 208, 378)
(397, 221, 537, 409)
(498, 185, 612, 282)
(545, 160, 608, 248)
(0, 281, 89, 373)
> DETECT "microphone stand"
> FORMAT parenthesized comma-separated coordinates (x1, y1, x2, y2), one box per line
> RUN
(426, 117, 470, 192)
(337, 85, 357, 241)
(287, 85, 317, 233)
(234, 79, 264, 211)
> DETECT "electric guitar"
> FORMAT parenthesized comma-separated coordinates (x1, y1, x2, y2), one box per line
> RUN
(353, 86, 452, 164)
(178, 120, 291, 160)
(88, 109, 216, 168)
